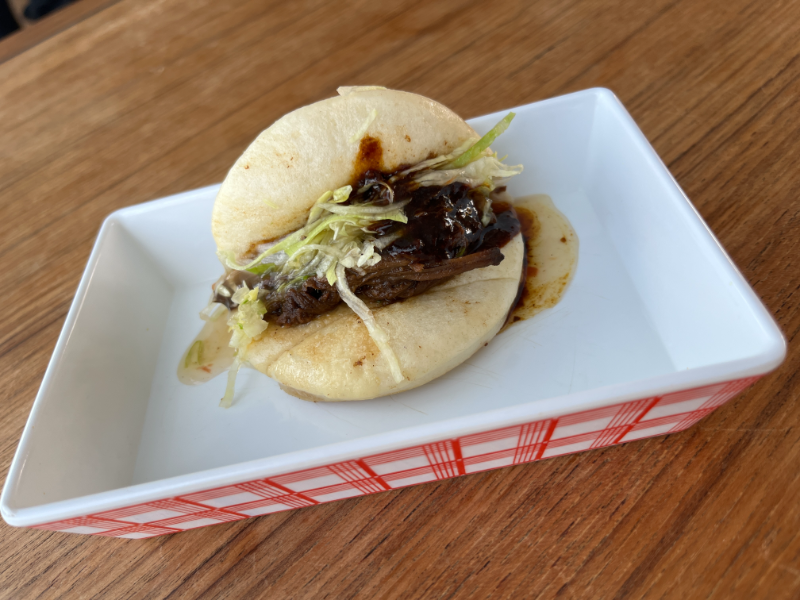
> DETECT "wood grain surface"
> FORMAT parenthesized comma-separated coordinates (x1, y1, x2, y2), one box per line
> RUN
(0, 0, 121, 61)
(1, 0, 798, 598)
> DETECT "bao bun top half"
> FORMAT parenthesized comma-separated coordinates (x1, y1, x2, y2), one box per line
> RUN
(212, 87, 478, 261)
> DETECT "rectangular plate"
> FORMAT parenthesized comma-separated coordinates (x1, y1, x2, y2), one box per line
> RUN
(1, 89, 785, 537)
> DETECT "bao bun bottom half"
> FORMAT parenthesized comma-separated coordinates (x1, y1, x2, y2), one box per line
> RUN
(211, 87, 524, 401)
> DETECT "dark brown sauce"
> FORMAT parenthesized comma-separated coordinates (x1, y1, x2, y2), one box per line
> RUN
(474, 200, 521, 253)
(358, 179, 520, 262)
(501, 195, 578, 332)
(514, 205, 540, 240)
(353, 136, 384, 177)
(506, 205, 540, 324)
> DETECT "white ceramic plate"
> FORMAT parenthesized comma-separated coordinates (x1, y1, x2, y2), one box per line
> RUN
(1, 89, 785, 537)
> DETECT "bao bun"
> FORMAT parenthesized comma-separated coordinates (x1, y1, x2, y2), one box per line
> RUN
(212, 87, 524, 401)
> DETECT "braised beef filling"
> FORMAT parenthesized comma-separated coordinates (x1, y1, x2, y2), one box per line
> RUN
(214, 171, 521, 326)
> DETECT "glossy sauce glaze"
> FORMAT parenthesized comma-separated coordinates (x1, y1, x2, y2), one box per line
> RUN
(177, 313, 235, 385)
(379, 184, 520, 260)
(502, 194, 578, 332)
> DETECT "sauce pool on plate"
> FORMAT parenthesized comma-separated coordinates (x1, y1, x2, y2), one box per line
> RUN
(502, 194, 578, 331)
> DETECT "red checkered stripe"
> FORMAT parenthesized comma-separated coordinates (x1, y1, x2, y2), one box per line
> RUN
(33, 376, 760, 538)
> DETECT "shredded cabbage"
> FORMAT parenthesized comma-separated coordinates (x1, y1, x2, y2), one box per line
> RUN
(184, 340, 204, 368)
(481, 197, 493, 227)
(334, 263, 404, 383)
(413, 155, 522, 189)
(220, 284, 268, 408)
(332, 185, 353, 204)
(392, 138, 476, 179)
(316, 198, 410, 216)
(441, 112, 516, 169)
(220, 357, 241, 409)
(387, 114, 523, 192)
(228, 286, 268, 344)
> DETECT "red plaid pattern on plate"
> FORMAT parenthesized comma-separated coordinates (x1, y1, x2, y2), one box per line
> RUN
(95, 525, 180, 539)
(33, 376, 759, 537)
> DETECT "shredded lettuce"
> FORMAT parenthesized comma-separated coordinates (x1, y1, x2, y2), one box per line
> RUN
(184, 340, 204, 368)
(220, 357, 241, 409)
(413, 154, 522, 189)
(325, 259, 337, 285)
(391, 138, 476, 180)
(228, 287, 268, 343)
(481, 197, 493, 227)
(248, 262, 278, 276)
(222, 193, 408, 297)
(334, 263, 404, 384)
(306, 190, 333, 225)
(441, 112, 516, 170)
(316, 198, 410, 216)
(220, 285, 268, 408)
(387, 113, 523, 192)
(332, 185, 353, 204)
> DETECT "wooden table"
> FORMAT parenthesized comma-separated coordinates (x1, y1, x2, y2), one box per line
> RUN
(1, 0, 798, 597)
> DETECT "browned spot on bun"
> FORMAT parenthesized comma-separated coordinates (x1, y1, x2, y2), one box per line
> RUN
(405, 134, 411, 142)
(561, 236, 567, 243)
(244, 165, 249, 169)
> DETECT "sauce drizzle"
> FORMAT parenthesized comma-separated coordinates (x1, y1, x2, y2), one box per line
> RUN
(502, 194, 578, 332)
